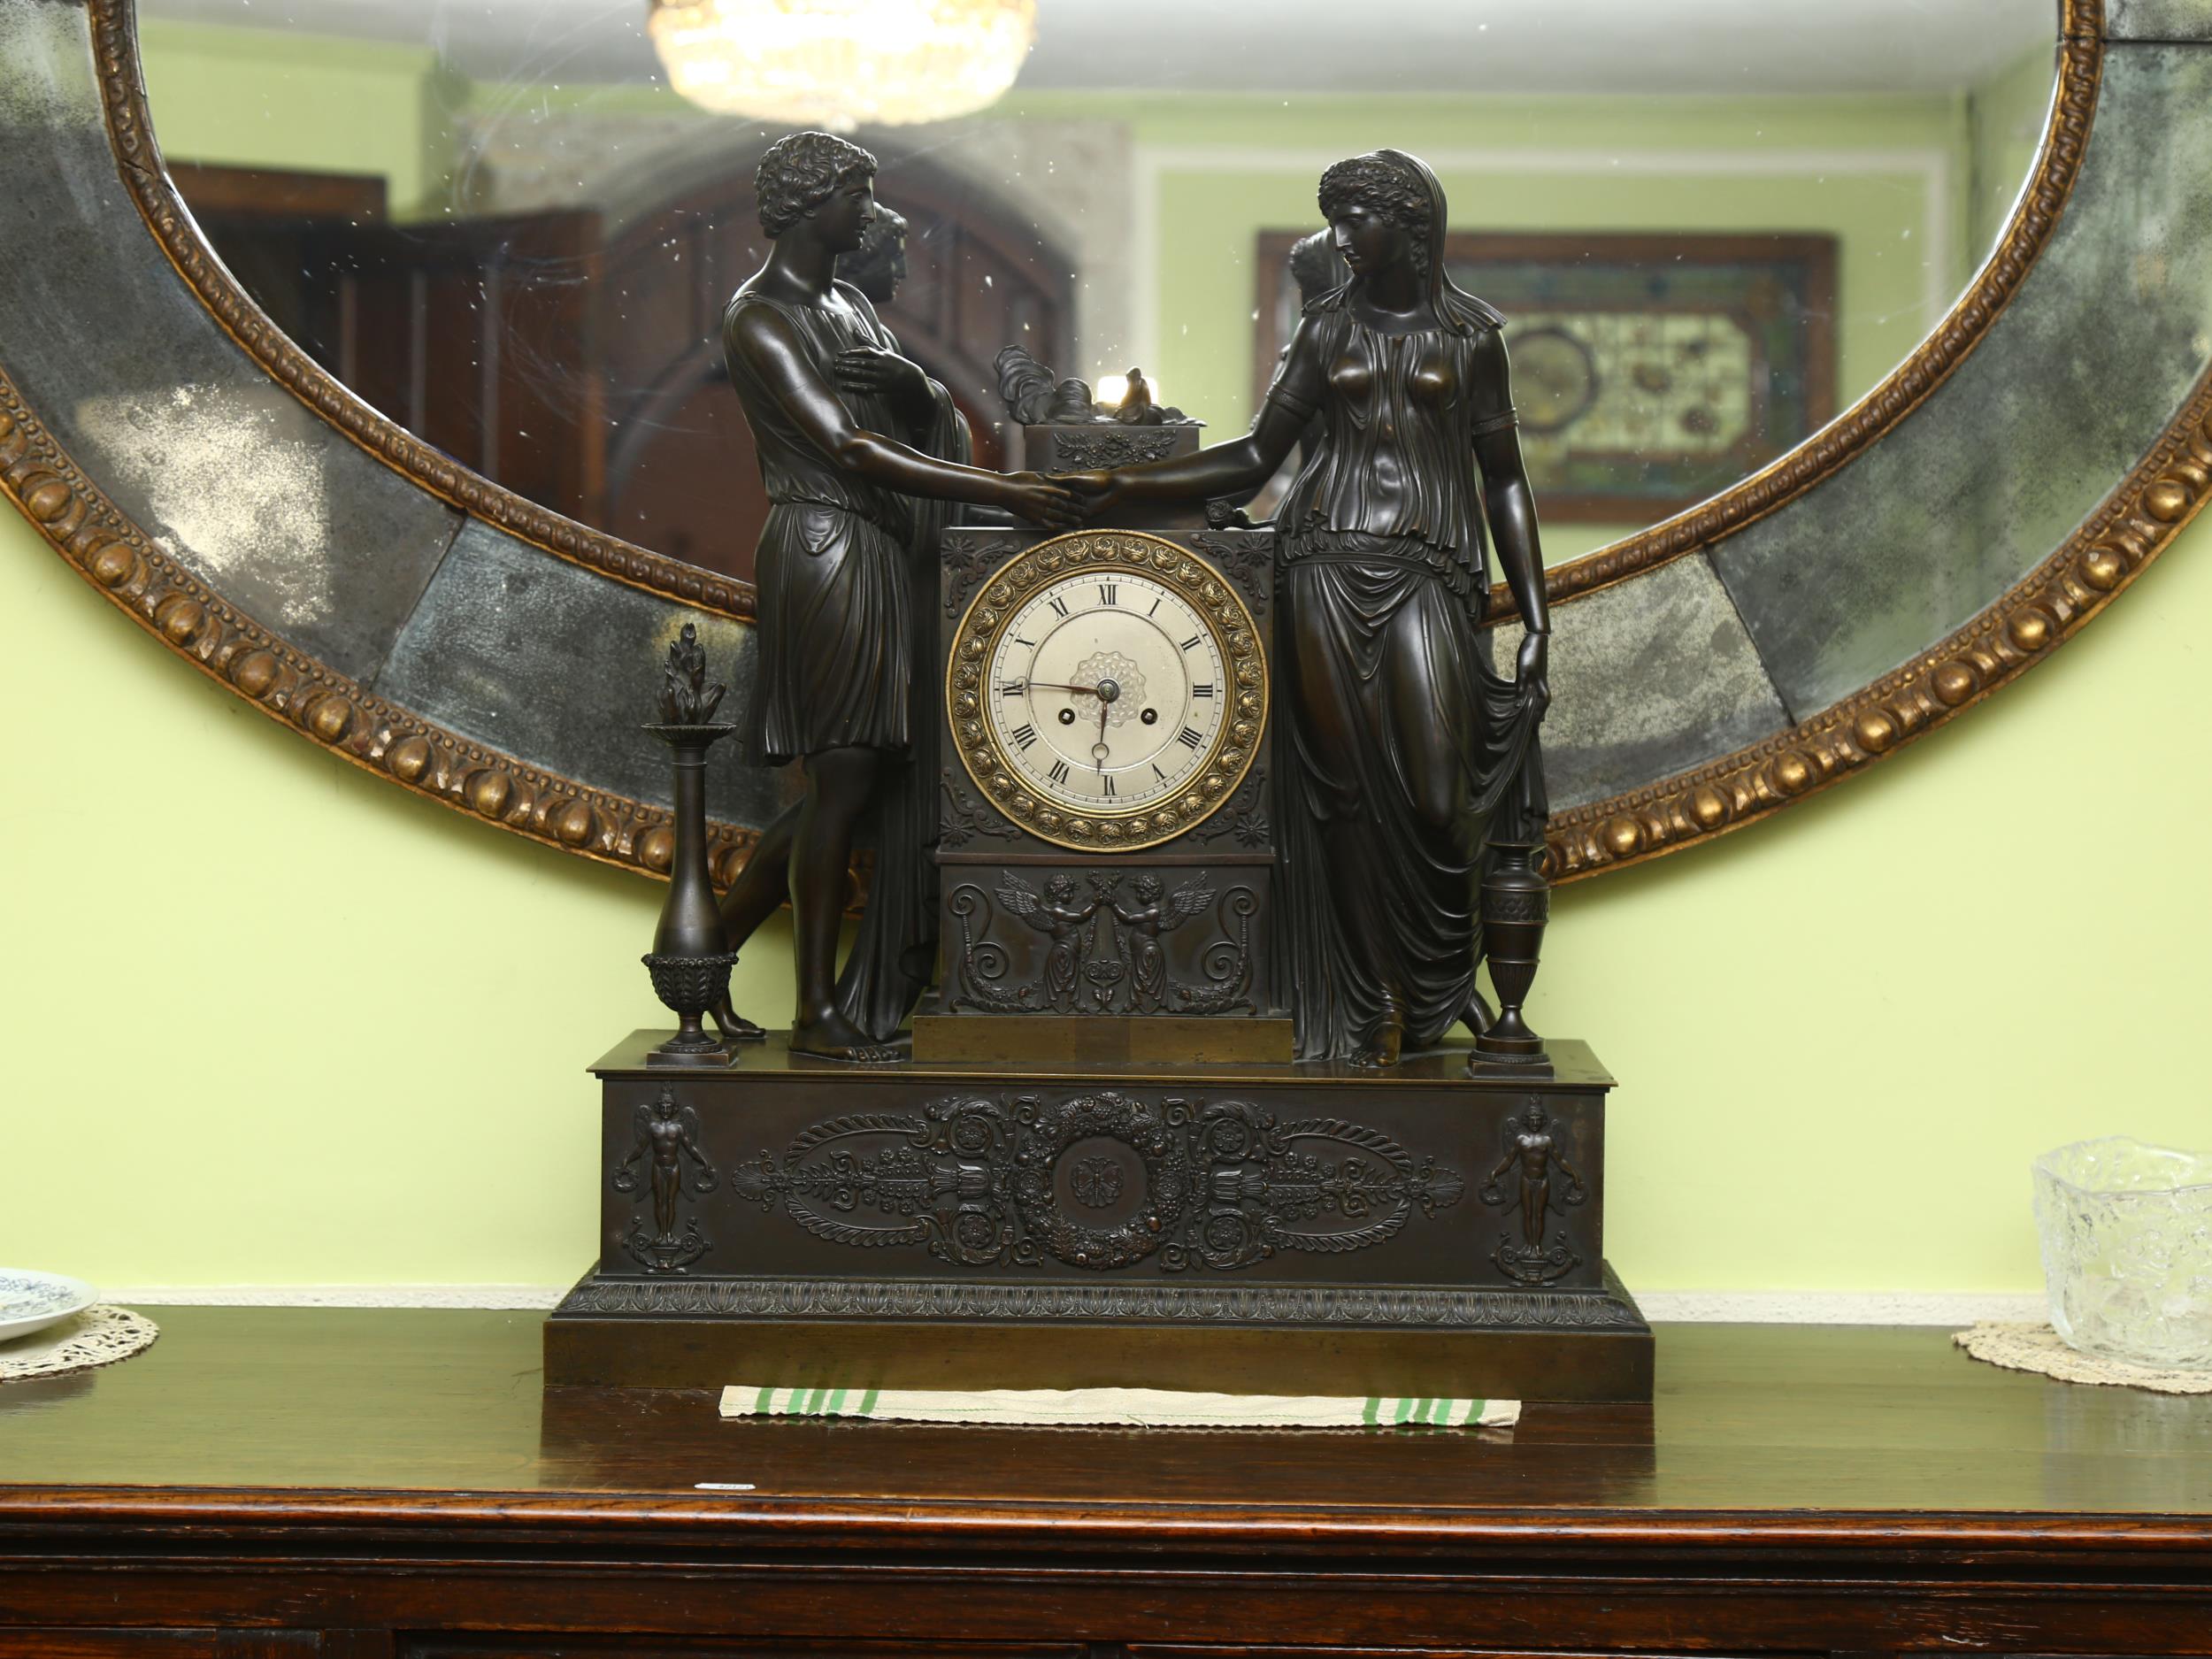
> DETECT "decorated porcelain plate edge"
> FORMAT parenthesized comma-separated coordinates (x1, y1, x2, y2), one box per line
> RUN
(0, 1269, 98, 1342)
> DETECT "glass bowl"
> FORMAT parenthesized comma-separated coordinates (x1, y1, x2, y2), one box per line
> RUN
(2033, 1136, 2212, 1371)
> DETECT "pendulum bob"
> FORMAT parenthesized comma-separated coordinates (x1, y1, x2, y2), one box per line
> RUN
(642, 721, 741, 1068)
(1471, 838, 1551, 1073)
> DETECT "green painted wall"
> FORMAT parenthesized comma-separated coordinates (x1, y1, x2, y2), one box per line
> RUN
(4, 497, 2207, 1294)
(9, 28, 2145, 1299)
(135, 19, 461, 219)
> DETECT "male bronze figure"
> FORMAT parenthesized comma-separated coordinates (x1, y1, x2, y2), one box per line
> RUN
(711, 132, 1077, 1061)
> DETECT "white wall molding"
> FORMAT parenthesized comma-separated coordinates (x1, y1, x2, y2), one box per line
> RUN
(104, 1284, 2047, 1325)
(1635, 1290, 2045, 1325)
(108, 1285, 567, 1310)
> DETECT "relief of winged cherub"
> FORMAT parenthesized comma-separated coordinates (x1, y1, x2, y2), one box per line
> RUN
(996, 872, 1101, 1011)
(1110, 872, 1217, 1010)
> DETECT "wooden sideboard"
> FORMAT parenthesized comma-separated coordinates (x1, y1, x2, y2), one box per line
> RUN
(1, 1309, 2208, 1658)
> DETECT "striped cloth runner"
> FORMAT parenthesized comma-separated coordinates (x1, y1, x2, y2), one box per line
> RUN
(719, 1384, 1520, 1429)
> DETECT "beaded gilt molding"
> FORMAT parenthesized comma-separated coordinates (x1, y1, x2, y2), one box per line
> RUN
(0, 372, 758, 886)
(8, 0, 2203, 887)
(1546, 367, 2212, 879)
(946, 529, 1269, 852)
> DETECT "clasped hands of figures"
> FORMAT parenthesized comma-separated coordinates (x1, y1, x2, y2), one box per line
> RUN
(841, 342, 1542, 718)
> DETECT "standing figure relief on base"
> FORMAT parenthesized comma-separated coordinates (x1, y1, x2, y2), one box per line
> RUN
(701, 131, 1079, 1064)
(1050, 149, 1555, 1069)
(1479, 1101, 1587, 1285)
(613, 1086, 719, 1274)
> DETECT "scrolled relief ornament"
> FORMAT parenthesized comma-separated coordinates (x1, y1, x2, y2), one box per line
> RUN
(1011, 1091, 1192, 1270)
(1160, 1101, 1467, 1273)
(731, 1098, 1021, 1269)
(724, 1091, 1466, 1276)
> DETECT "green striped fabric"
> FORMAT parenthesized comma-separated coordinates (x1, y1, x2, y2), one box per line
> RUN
(720, 1386, 1517, 1429)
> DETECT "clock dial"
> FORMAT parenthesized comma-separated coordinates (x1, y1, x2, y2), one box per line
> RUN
(947, 530, 1266, 852)
(987, 572, 1225, 812)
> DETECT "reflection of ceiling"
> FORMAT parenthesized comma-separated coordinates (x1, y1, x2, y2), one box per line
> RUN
(140, 0, 2057, 96)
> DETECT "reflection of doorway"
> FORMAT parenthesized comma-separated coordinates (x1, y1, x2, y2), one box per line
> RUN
(178, 163, 607, 528)
(598, 159, 1072, 584)
(173, 157, 1072, 587)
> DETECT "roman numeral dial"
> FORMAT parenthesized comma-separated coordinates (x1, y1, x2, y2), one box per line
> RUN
(949, 533, 1267, 853)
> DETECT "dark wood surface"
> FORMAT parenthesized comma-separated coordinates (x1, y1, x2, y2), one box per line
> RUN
(3, 1310, 2209, 1655)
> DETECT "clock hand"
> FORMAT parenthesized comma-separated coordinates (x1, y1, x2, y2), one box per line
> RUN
(1024, 680, 1105, 696)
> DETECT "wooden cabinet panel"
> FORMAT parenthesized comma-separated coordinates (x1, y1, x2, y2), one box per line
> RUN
(0, 1635, 316, 1658)
(408, 1644, 1084, 1659)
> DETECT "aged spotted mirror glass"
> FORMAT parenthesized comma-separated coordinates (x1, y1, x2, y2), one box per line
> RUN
(135, 0, 2059, 578)
(9, 0, 2206, 899)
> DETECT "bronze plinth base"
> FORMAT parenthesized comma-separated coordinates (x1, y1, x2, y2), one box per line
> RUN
(544, 1263, 1650, 1401)
(643, 1043, 741, 1069)
(552, 1032, 1648, 1402)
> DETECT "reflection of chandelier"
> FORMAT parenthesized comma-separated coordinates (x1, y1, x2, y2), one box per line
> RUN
(647, 0, 1038, 131)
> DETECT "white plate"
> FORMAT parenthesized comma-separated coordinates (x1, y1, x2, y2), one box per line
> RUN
(0, 1270, 97, 1342)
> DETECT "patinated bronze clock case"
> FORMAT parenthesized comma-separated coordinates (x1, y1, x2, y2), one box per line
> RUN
(921, 503, 1287, 1065)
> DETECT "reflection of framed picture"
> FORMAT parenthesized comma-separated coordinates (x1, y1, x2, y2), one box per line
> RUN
(1255, 233, 1836, 523)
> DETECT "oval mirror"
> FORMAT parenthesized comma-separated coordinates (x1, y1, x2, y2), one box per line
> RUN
(136, 0, 2062, 587)
(16, 1, 2207, 897)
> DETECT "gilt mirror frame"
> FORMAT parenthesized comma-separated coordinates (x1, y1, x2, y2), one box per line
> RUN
(3, 0, 2209, 890)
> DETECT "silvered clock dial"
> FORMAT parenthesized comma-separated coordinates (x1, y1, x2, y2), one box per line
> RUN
(947, 529, 1267, 852)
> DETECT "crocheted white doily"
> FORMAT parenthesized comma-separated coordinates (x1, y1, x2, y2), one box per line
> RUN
(0, 1306, 159, 1381)
(1954, 1320, 2212, 1394)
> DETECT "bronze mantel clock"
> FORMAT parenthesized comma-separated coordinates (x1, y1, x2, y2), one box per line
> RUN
(549, 398, 1647, 1406)
(548, 150, 1646, 1403)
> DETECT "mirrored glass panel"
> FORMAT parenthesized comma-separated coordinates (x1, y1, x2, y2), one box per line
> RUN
(138, 0, 2060, 579)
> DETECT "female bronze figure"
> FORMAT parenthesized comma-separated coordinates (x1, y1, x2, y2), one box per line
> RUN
(712, 132, 1077, 1062)
(1062, 150, 1551, 1065)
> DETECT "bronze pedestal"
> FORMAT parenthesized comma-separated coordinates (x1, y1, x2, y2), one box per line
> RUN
(545, 1033, 1648, 1402)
